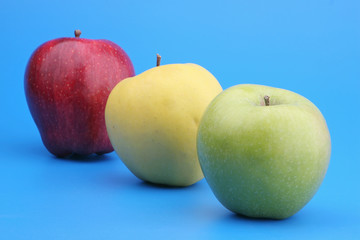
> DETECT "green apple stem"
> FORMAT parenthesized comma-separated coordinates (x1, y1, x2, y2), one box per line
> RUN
(74, 30, 81, 38)
(264, 96, 270, 106)
(156, 54, 161, 67)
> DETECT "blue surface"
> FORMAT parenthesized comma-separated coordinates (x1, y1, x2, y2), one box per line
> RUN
(1, 0, 359, 239)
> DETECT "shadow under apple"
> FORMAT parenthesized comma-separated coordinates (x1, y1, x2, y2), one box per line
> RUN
(137, 179, 203, 191)
(51, 152, 113, 163)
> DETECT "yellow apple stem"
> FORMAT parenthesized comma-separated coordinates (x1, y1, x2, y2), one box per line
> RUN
(74, 30, 81, 38)
(156, 54, 161, 67)
(264, 96, 270, 106)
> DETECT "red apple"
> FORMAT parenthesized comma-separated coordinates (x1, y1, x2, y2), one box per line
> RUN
(25, 30, 135, 157)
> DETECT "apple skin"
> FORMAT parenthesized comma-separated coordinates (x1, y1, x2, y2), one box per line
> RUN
(197, 84, 331, 219)
(105, 63, 222, 186)
(25, 33, 135, 157)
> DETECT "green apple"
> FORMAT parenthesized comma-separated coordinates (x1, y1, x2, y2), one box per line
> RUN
(105, 56, 222, 186)
(197, 84, 331, 219)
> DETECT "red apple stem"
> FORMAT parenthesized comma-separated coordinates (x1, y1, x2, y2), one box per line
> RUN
(156, 54, 161, 67)
(74, 30, 81, 38)
(264, 96, 270, 106)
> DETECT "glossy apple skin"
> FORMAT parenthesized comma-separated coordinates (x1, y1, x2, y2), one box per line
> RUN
(105, 64, 222, 186)
(25, 37, 135, 157)
(197, 84, 331, 219)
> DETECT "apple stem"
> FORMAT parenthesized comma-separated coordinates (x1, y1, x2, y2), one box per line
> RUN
(156, 54, 161, 67)
(74, 30, 81, 38)
(264, 96, 270, 106)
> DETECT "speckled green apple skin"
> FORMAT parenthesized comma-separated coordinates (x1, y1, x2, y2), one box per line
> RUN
(197, 84, 331, 219)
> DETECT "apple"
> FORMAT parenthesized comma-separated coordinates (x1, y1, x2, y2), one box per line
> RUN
(25, 30, 135, 157)
(197, 84, 331, 219)
(105, 55, 223, 186)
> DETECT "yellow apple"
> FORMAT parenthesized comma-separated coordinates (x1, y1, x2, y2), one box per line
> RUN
(105, 57, 222, 186)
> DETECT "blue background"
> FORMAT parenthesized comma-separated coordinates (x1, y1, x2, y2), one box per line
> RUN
(1, 0, 359, 239)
